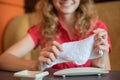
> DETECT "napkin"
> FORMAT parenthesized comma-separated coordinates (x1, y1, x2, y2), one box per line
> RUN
(45, 34, 103, 68)
(14, 70, 49, 80)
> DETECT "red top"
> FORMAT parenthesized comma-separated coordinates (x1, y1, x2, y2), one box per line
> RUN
(28, 20, 112, 69)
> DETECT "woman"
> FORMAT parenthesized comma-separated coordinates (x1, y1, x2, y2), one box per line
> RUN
(0, 0, 111, 71)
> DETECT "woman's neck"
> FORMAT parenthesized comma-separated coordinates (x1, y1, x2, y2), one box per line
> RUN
(58, 14, 76, 28)
(58, 14, 77, 40)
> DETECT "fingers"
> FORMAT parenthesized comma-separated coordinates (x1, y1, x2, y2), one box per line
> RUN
(53, 41, 63, 51)
(39, 56, 51, 64)
(38, 41, 63, 65)
(42, 41, 63, 52)
(52, 45, 60, 58)
(94, 28, 109, 53)
(94, 28, 108, 40)
(39, 51, 56, 64)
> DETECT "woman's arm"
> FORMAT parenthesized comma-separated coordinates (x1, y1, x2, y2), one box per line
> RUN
(0, 34, 39, 71)
(0, 53, 39, 71)
(91, 51, 111, 70)
(91, 28, 111, 70)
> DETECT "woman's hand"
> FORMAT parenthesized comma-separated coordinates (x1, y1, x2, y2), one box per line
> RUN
(92, 28, 111, 70)
(94, 28, 109, 54)
(38, 41, 63, 65)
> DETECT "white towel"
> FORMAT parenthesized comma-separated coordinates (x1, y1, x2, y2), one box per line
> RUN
(45, 34, 103, 68)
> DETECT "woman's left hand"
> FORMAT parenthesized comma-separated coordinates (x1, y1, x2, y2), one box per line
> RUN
(94, 28, 109, 54)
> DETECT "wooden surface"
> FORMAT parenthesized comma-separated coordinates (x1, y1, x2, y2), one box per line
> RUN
(0, 69, 120, 80)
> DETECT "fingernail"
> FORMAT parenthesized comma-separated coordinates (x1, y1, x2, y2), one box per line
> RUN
(50, 54, 56, 61)
(47, 59, 52, 65)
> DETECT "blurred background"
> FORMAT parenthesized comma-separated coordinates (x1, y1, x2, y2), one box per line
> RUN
(0, 0, 120, 70)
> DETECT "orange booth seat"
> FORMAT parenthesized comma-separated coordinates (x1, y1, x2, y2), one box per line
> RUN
(0, 0, 25, 54)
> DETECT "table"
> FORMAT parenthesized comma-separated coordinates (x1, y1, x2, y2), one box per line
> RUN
(0, 70, 19, 80)
(0, 69, 120, 80)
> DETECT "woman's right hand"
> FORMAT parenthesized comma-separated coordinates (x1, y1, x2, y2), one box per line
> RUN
(38, 41, 63, 65)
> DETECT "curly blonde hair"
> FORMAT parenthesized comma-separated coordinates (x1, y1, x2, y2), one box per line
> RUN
(36, 0, 98, 40)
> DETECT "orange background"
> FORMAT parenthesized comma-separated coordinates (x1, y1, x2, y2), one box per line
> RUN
(0, 0, 24, 54)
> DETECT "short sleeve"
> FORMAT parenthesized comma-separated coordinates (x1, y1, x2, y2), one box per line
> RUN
(97, 20, 112, 53)
(97, 20, 108, 31)
(28, 25, 41, 48)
